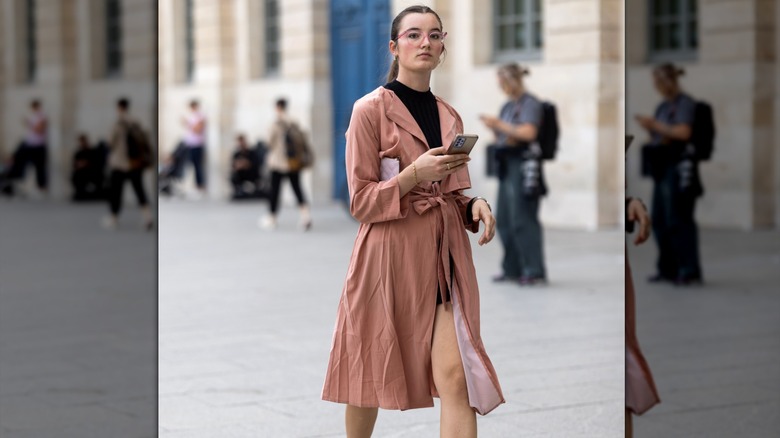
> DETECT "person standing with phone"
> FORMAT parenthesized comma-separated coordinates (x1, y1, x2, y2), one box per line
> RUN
(634, 64, 703, 285)
(480, 64, 547, 286)
(321, 6, 504, 437)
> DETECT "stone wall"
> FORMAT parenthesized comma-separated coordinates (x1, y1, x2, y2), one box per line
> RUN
(626, 0, 778, 229)
(1, 0, 156, 198)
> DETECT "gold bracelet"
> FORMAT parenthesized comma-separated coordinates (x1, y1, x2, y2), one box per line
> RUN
(412, 160, 418, 185)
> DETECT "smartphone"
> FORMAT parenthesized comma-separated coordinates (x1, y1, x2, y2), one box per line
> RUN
(445, 134, 479, 155)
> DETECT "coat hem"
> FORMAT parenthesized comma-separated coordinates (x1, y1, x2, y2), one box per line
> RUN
(321, 395, 435, 411)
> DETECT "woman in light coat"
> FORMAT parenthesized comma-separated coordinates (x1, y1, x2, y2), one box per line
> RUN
(322, 6, 504, 438)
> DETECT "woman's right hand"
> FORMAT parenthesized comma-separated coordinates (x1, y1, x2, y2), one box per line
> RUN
(413, 147, 471, 182)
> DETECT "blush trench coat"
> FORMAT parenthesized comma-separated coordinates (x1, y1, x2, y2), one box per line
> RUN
(321, 87, 505, 415)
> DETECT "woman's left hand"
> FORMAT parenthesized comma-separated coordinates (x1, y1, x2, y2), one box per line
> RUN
(472, 200, 496, 245)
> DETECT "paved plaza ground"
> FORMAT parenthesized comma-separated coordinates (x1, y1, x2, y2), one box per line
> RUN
(158, 199, 625, 437)
(2, 197, 777, 437)
(630, 228, 780, 437)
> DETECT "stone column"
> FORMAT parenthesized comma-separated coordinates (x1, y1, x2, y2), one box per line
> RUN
(698, 0, 775, 228)
(217, 0, 237, 199)
(310, 0, 333, 204)
(776, 0, 780, 226)
(0, 2, 5, 157)
(188, 0, 234, 199)
(35, 0, 77, 198)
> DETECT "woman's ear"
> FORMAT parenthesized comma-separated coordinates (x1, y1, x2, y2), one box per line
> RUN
(388, 40, 397, 58)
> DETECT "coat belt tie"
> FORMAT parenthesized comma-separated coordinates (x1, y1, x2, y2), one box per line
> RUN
(409, 183, 455, 304)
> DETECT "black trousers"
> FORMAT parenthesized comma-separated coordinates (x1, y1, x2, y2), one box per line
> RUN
(268, 170, 307, 214)
(11, 145, 48, 189)
(651, 166, 702, 279)
(187, 146, 206, 188)
(71, 169, 103, 200)
(108, 169, 148, 215)
(231, 170, 259, 194)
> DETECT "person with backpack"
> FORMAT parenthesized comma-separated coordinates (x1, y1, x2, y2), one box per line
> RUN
(259, 98, 312, 231)
(102, 97, 153, 231)
(480, 63, 548, 286)
(635, 64, 705, 285)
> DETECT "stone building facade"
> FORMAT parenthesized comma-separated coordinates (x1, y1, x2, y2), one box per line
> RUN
(158, 0, 624, 229)
(1, 0, 156, 199)
(626, 0, 778, 229)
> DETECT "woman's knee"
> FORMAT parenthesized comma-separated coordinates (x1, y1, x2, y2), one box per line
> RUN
(434, 360, 468, 399)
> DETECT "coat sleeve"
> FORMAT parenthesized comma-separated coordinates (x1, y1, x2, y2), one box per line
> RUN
(346, 100, 410, 224)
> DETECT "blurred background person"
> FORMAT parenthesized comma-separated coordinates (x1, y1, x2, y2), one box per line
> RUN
(158, 143, 187, 198)
(70, 134, 108, 201)
(10, 99, 49, 197)
(480, 64, 548, 286)
(181, 99, 207, 196)
(0, 152, 15, 197)
(230, 134, 265, 200)
(259, 98, 312, 231)
(635, 64, 703, 285)
(102, 98, 153, 231)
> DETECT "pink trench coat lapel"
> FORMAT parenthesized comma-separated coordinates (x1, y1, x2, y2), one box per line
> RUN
(321, 87, 505, 415)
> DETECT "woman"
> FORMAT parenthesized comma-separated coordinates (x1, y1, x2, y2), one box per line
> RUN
(480, 64, 547, 285)
(322, 6, 504, 437)
(635, 64, 703, 285)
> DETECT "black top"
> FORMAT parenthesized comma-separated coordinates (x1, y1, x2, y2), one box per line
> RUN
(383, 80, 442, 148)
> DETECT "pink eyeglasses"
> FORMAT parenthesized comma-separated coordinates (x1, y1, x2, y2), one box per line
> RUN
(396, 29, 447, 45)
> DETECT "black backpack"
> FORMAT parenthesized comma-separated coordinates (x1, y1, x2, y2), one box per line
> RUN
(125, 122, 152, 169)
(538, 101, 559, 160)
(691, 101, 715, 161)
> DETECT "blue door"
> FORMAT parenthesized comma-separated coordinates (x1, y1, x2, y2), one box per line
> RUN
(330, 0, 391, 203)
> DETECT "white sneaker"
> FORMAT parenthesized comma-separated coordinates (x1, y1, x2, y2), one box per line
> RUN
(299, 216, 312, 232)
(298, 206, 312, 232)
(101, 216, 118, 230)
(258, 216, 277, 231)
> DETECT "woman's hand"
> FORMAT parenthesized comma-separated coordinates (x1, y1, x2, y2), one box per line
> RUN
(472, 200, 496, 246)
(413, 147, 471, 182)
(627, 198, 651, 245)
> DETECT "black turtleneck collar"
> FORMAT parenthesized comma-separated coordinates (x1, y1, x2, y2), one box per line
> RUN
(383, 80, 441, 148)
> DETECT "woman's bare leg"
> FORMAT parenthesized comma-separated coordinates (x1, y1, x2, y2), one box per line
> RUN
(432, 302, 476, 438)
(346, 405, 378, 438)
